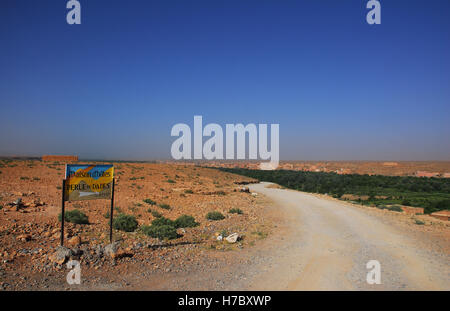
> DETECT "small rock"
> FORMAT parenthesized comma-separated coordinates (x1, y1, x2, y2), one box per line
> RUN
(95, 245, 104, 257)
(17, 234, 32, 242)
(49, 246, 72, 265)
(67, 236, 81, 247)
(71, 247, 83, 257)
(225, 233, 240, 243)
(104, 242, 120, 259)
(216, 235, 223, 241)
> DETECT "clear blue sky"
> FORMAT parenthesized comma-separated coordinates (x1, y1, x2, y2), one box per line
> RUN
(1, 0, 449, 161)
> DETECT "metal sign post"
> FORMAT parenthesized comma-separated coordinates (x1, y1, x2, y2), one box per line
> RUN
(60, 179, 66, 246)
(109, 178, 115, 243)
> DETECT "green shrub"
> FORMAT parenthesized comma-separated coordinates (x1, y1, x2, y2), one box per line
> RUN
(184, 189, 194, 194)
(113, 214, 138, 232)
(141, 224, 177, 240)
(206, 211, 225, 221)
(387, 205, 403, 212)
(167, 179, 176, 183)
(426, 199, 450, 214)
(58, 209, 89, 224)
(402, 199, 411, 206)
(103, 211, 110, 219)
(229, 208, 243, 214)
(174, 215, 199, 228)
(151, 216, 175, 227)
(151, 210, 162, 218)
(415, 219, 425, 225)
(159, 203, 171, 210)
(143, 198, 156, 205)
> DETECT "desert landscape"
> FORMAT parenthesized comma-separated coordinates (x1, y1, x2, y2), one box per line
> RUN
(0, 158, 275, 290)
(201, 160, 450, 177)
(1, 0, 449, 302)
(0, 158, 449, 290)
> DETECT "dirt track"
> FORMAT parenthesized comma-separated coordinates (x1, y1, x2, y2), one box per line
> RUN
(238, 182, 449, 290)
(145, 182, 448, 291)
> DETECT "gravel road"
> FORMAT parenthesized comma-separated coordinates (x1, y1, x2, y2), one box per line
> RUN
(240, 182, 450, 290)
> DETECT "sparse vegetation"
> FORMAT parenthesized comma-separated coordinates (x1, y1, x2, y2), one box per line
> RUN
(206, 211, 225, 221)
(386, 205, 404, 212)
(113, 214, 138, 232)
(415, 219, 425, 225)
(252, 230, 268, 239)
(151, 210, 162, 218)
(143, 198, 156, 205)
(184, 189, 194, 194)
(141, 224, 177, 240)
(58, 209, 89, 224)
(151, 216, 175, 227)
(141, 214, 198, 239)
(159, 203, 171, 210)
(174, 215, 199, 228)
(229, 208, 243, 214)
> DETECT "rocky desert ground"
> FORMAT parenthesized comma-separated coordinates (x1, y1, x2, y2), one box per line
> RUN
(0, 159, 273, 290)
